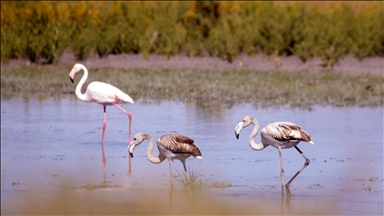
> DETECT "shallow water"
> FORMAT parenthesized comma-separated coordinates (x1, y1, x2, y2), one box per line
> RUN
(1, 96, 383, 215)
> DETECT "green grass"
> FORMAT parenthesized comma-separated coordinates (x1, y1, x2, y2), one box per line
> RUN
(1, 65, 383, 108)
(174, 169, 207, 192)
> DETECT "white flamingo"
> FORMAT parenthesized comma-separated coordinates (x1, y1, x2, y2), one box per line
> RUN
(128, 133, 202, 187)
(234, 116, 314, 196)
(69, 63, 134, 175)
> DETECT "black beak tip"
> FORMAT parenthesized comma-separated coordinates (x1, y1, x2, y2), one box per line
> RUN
(129, 153, 133, 158)
(235, 134, 239, 139)
(69, 77, 74, 83)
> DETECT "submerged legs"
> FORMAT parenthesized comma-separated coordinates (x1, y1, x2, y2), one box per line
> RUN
(285, 146, 310, 196)
(113, 103, 132, 142)
(168, 159, 174, 189)
(100, 104, 134, 177)
(278, 146, 285, 195)
(101, 106, 107, 175)
(278, 145, 311, 196)
(113, 103, 133, 175)
(181, 160, 189, 179)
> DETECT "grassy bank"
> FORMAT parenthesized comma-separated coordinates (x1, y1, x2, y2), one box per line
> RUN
(1, 65, 382, 109)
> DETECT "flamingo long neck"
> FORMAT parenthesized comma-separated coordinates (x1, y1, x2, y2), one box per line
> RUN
(75, 65, 88, 102)
(145, 134, 166, 164)
(249, 118, 266, 151)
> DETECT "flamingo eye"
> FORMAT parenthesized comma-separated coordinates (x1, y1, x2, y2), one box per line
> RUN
(133, 138, 136, 140)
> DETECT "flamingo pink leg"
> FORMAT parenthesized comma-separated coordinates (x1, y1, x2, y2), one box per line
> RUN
(113, 102, 133, 175)
(101, 106, 107, 175)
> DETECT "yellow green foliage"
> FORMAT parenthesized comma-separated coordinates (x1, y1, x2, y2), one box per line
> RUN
(1, 1, 382, 66)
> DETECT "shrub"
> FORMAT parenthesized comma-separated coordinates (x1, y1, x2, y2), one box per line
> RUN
(1, 1, 382, 67)
(349, 5, 383, 59)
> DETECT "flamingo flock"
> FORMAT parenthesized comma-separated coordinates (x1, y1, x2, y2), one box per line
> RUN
(69, 63, 314, 196)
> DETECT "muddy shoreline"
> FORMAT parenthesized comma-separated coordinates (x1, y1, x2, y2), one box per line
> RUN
(2, 51, 383, 76)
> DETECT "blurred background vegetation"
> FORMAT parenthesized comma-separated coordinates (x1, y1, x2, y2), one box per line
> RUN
(1, 1, 383, 68)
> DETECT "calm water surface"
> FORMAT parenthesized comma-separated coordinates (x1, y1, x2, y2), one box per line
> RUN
(1, 96, 383, 215)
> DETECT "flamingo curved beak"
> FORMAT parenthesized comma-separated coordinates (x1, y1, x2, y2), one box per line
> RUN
(128, 142, 136, 158)
(69, 67, 79, 83)
(234, 121, 244, 139)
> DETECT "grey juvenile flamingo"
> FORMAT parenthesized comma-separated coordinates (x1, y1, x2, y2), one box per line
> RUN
(69, 63, 134, 175)
(234, 116, 314, 196)
(128, 133, 202, 187)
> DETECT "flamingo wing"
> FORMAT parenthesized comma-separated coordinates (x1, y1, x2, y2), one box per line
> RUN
(85, 82, 133, 104)
(158, 134, 202, 157)
(262, 122, 312, 143)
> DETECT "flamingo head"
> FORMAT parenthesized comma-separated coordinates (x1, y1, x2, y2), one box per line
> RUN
(234, 116, 253, 139)
(127, 133, 147, 158)
(69, 63, 84, 83)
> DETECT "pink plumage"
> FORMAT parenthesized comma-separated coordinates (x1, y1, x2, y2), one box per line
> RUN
(69, 63, 134, 175)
